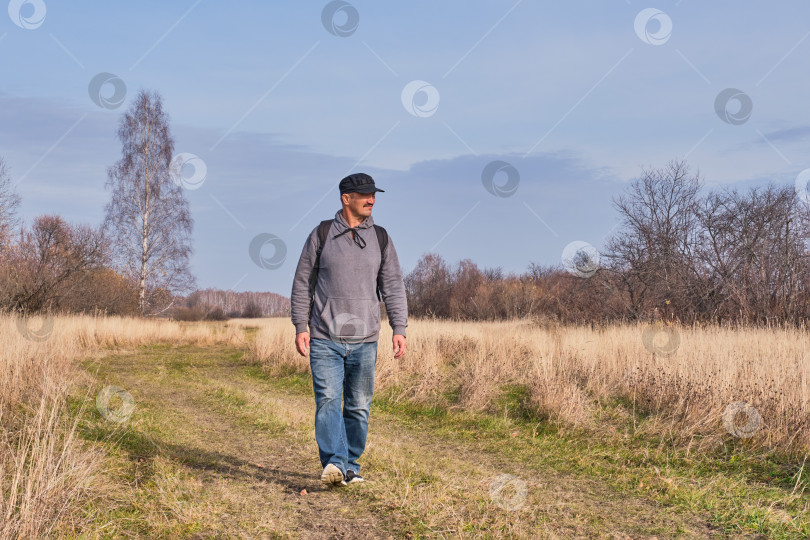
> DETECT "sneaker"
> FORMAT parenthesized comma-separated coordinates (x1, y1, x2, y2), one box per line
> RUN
(321, 463, 347, 486)
(345, 469, 365, 483)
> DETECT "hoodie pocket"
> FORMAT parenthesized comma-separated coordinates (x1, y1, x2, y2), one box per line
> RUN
(318, 297, 379, 343)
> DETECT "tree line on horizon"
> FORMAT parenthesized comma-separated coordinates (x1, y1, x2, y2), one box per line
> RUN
(174, 289, 289, 321)
(2, 92, 809, 326)
(404, 160, 810, 326)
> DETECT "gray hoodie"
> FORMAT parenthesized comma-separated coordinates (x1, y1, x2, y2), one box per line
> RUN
(290, 209, 408, 342)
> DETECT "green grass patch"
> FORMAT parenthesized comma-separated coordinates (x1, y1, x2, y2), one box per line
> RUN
(197, 383, 290, 435)
(244, 363, 312, 394)
(493, 383, 536, 422)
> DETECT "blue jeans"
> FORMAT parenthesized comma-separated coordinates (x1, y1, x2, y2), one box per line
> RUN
(309, 337, 378, 476)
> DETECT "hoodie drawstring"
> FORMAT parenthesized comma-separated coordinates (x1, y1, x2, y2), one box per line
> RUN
(333, 227, 367, 249)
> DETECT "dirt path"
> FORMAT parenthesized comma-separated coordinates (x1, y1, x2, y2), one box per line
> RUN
(75, 343, 724, 539)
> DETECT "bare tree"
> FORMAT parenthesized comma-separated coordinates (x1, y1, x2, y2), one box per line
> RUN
(3, 215, 105, 313)
(605, 159, 703, 320)
(59, 266, 139, 315)
(0, 157, 22, 250)
(404, 253, 452, 317)
(103, 90, 195, 316)
(242, 300, 263, 318)
(449, 259, 485, 318)
(605, 159, 810, 323)
(696, 184, 810, 323)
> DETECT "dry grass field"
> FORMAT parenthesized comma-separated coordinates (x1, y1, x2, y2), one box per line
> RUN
(251, 318, 810, 458)
(1, 313, 808, 538)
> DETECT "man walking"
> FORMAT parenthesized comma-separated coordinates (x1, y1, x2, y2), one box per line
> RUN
(290, 172, 408, 487)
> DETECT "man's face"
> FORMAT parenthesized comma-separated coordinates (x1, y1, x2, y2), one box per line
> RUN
(346, 191, 375, 218)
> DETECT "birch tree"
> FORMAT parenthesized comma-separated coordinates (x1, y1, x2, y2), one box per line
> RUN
(103, 90, 195, 316)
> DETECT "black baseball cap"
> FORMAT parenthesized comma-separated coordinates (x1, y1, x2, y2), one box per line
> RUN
(339, 173, 385, 195)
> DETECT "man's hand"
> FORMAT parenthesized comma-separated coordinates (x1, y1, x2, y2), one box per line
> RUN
(295, 331, 310, 356)
(393, 334, 407, 359)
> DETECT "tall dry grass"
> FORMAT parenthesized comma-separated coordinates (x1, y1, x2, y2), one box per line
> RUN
(0, 313, 246, 539)
(248, 318, 810, 458)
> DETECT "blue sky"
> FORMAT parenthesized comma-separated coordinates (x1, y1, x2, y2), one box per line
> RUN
(1, 1, 809, 296)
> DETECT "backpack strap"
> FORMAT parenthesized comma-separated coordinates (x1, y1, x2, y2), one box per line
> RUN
(316, 220, 333, 260)
(308, 219, 390, 306)
(308, 220, 333, 308)
(373, 224, 389, 302)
